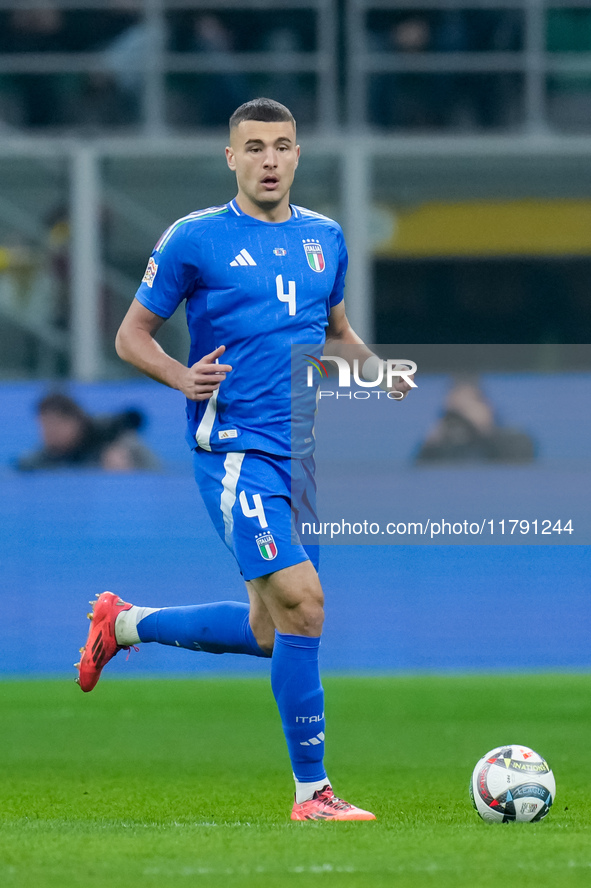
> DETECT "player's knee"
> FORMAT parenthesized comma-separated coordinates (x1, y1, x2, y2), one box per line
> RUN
(254, 630, 275, 655)
(288, 598, 324, 636)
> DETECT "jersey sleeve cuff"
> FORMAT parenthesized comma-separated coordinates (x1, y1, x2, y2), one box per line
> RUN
(134, 289, 174, 319)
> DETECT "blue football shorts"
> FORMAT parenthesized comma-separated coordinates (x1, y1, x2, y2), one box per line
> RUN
(193, 448, 319, 581)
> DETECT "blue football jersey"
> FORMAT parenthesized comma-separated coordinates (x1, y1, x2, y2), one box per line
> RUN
(135, 199, 347, 457)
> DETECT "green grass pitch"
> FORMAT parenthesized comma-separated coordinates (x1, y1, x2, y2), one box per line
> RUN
(1, 675, 590, 888)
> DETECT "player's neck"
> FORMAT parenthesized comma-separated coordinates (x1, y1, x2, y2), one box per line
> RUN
(234, 192, 292, 223)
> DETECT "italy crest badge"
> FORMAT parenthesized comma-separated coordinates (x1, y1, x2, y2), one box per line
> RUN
(303, 240, 325, 273)
(256, 533, 278, 561)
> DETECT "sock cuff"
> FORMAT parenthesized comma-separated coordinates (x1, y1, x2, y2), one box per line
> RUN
(294, 776, 330, 803)
(274, 631, 321, 650)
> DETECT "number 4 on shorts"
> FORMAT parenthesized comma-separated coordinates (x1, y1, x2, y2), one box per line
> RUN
(239, 490, 268, 528)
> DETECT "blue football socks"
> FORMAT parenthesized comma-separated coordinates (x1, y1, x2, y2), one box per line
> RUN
(271, 631, 327, 784)
(134, 610, 328, 789)
(136, 601, 270, 658)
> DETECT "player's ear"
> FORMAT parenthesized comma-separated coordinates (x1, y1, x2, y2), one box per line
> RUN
(294, 145, 300, 169)
(225, 146, 236, 171)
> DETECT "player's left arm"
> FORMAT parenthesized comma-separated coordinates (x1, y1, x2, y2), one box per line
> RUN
(325, 300, 370, 353)
(325, 301, 414, 399)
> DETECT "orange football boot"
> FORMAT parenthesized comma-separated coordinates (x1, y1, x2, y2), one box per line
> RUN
(75, 591, 134, 692)
(291, 786, 376, 821)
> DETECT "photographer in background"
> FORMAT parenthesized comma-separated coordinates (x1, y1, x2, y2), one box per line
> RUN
(415, 379, 536, 464)
(17, 392, 159, 472)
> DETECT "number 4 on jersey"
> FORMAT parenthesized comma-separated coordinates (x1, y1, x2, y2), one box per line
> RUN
(276, 275, 296, 316)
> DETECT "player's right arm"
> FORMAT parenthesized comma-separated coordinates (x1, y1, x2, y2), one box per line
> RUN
(115, 299, 231, 401)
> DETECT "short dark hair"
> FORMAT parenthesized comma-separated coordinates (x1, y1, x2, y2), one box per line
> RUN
(37, 392, 87, 421)
(229, 98, 296, 133)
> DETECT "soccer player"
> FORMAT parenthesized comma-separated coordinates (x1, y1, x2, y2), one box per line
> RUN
(76, 98, 411, 821)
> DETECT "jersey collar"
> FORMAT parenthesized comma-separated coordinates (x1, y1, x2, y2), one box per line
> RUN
(228, 199, 299, 221)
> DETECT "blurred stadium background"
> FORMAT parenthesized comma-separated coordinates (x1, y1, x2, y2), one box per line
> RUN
(0, 0, 589, 677)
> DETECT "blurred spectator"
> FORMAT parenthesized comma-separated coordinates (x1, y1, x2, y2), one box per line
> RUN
(368, 9, 522, 130)
(261, 27, 311, 126)
(169, 13, 250, 128)
(194, 14, 250, 125)
(457, 9, 522, 129)
(61, 0, 146, 130)
(0, 3, 144, 130)
(369, 13, 438, 129)
(547, 9, 591, 131)
(45, 206, 71, 332)
(17, 393, 159, 472)
(44, 202, 118, 350)
(0, 7, 73, 128)
(83, 0, 148, 128)
(415, 379, 535, 463)
(0, 243, 44, 320)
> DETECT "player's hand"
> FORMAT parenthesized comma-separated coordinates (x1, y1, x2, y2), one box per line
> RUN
(378, 363, 415, 401)
(179, 345, 232, 401)
(363, 355, 415, 401)
(387, 372, 414, 401)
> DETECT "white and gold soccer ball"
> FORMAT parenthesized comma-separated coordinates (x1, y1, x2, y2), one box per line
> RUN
(470, 745, 556, 823)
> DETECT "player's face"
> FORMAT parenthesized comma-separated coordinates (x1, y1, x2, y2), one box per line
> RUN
(226, 120, 299, 218)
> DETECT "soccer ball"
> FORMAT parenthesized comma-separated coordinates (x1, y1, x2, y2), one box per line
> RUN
(470, 745, 556, 823)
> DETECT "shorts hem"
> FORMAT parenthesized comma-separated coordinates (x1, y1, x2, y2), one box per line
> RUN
(243, 549, 310, 582)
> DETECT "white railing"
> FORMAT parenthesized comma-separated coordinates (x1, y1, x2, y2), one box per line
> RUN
(1, 0, 591, 377)
(347, 0, 591, 132)
(0, 1, 590, 132)
(1, 132, 591, 379)
(0, 0, 338, 134)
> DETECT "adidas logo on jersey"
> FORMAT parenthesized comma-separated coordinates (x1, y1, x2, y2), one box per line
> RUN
(230, 249, 257, 267)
